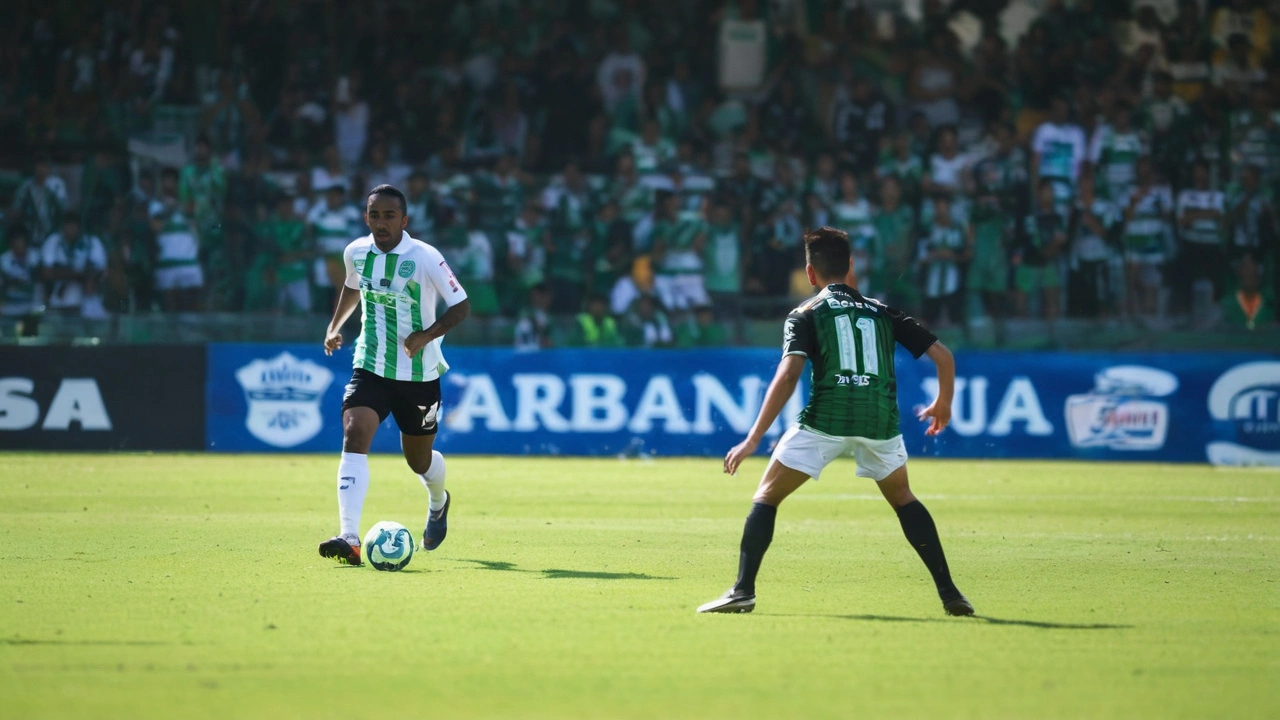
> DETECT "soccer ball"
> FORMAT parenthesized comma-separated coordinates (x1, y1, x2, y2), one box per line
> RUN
(362, 521, 415, 572)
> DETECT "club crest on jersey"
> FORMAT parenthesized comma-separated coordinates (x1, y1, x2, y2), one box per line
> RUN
(235, 352, 334, 448)
(397, 261, 415, 278)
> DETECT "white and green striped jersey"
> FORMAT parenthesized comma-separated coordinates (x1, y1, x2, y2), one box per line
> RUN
(919, 222, 966, 298)
(1088, 126, 1146, 201)
(343, 232, 469, 382)
(832, 199, 878, 289)
(309, 201, 364, 257)
(149, 201, 200, 267)
(1176, 189, 1225, 246)
(831, 199, 876, 243)
(1123, 185, 1174, 258)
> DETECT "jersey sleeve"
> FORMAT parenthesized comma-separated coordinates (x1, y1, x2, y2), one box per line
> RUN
(880, 302, 938, 358)
(1087, 128, 1105, 164)
(88, 238, 108, 272)
(423, 245, 468, 307)
(40, 237, 59, 267)
(1031, 125, 1050, 156)
(781, 310, 816, 358)
(342, 242, 360, 289)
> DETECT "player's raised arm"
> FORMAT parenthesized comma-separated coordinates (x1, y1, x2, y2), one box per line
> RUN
(724, 353, 806, 476)
(918, 341, 955, 436)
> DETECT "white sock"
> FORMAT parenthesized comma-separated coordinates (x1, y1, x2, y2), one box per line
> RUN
(419, 450, 447, 512)
(337, 452, 370, 543)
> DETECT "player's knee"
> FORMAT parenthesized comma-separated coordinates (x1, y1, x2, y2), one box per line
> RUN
(406, 456, 432, 475)
(342, 416, 374, 451)
(881, 484, 916, 509)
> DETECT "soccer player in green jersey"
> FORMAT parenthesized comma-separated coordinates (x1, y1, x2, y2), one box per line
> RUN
(698, 227, 973, 616)
(317, 185, 472, 565)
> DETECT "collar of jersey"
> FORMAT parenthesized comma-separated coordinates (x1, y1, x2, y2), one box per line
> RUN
(369, 231, 410, 254)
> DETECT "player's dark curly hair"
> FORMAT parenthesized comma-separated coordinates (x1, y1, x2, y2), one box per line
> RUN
(367, 184, 407, 213)
(804, 226, 851, 280)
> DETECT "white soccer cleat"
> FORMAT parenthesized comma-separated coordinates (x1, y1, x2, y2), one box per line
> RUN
(697, 589, 756, 614)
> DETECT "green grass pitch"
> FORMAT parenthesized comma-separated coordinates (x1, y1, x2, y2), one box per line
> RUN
(1, 454, 1278, 719)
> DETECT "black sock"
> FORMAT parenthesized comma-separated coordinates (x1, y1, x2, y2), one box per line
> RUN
(895, 500, 960, 600)
(733, 502, 777, 596)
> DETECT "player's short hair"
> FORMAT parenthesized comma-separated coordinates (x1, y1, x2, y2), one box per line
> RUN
(367, 184, 407, 213)
(804, 227, 851, 281)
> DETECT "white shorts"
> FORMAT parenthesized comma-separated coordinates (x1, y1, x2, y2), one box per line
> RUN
(654, 273, 710, 311)
(772, 426, 908, 482)
(155, 265, 204, 290)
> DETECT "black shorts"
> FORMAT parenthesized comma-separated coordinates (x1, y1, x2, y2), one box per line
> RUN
(341, 368, 441, 436)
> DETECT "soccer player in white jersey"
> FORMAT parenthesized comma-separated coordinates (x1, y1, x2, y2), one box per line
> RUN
(317, 185, 471, 565)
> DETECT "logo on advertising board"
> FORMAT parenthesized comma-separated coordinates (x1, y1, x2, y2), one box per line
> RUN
(1205, 361, 1280, 466)
(1064, 366, 1178, 451)
(235, 352, 334, 448)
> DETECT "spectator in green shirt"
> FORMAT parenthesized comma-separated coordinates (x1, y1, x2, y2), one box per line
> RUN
(623, 293, 674, 348)
(571, 294, 625, 347)
(545, 160, 594, 313)
(257, 193, 312, 314)
(675, 305, 729, 347)
(179, 136, 228, 236)
(872, 176, 920, 314)
(702, 199, 745, 341)
(1221, 252, 1275, 329)
(587, 200, 634, 302)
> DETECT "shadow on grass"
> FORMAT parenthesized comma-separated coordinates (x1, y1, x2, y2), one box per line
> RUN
(772, 614, 1132, 630)
(1, 638, 175, 646)
(452, 558, 673, 581)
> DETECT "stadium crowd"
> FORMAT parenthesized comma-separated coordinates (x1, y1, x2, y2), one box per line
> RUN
(1, 0, 1278, 345)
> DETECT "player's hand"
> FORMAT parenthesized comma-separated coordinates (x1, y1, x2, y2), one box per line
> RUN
(724, 436, 759, 476)
(404, 330, 433, 358)
(918, 399, 952, 436)
(324, 330, 343, 356)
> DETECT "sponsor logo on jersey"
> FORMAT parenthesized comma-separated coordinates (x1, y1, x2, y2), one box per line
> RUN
(235, 352, 334, 448)
(1064, 365, 1177, 451)
(439, 260, 460, 292)
(1205, 361, 1280, 466)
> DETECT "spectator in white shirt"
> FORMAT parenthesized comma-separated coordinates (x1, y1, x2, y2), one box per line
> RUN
(1032, 96, 1088, 213)
(41, 215, 108, 318)
(597, 31, 645, 112)
(311, 144, 351, 197)
(333, 74, 370, 168)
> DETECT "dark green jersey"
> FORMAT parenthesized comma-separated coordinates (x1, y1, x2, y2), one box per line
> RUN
(782, 284, 937, 439)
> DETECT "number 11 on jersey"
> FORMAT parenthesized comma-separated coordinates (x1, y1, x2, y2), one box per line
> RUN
(834, 315, 879, 377)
